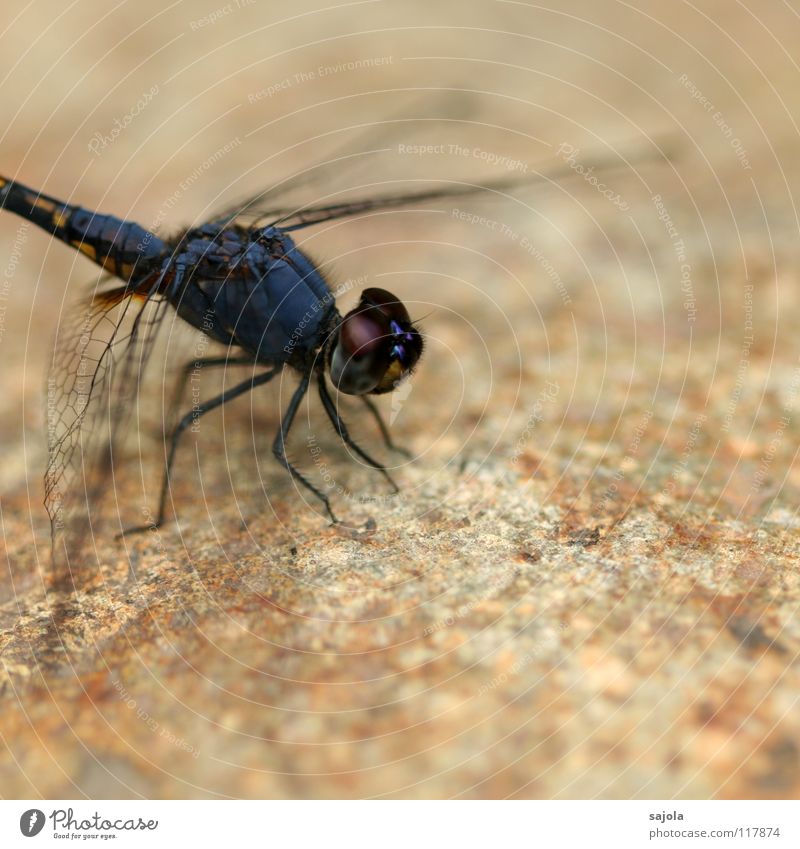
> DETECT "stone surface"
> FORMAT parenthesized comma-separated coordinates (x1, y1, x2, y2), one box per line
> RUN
(1, 0, 799, 798)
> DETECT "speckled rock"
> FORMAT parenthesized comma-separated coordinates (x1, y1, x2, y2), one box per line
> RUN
(1, 0, 799, 799)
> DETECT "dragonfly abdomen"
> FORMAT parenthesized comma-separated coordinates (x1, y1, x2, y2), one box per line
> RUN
(0, 176, 166, 280)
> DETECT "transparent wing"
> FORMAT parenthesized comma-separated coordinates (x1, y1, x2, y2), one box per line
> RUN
(211, 146, 389, 228)
(213, 88, 481, 226)
(45, 273, 171, 565)
(228, 141, 675, 232)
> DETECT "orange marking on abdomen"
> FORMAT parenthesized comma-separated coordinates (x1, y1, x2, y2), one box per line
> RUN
(71, 241, 97, 261)
(32, 196, 56, 213)
(53, 208, 70, 229)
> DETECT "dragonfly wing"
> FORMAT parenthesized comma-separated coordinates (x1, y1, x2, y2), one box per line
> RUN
(211, 147, 388, 227)
(237, 140, 675, 232)
(45, 274, 171, 566)
(212, 89, 481, 226)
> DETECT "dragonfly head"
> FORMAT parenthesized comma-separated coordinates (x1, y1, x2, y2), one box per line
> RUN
(328, 288, 423, 395)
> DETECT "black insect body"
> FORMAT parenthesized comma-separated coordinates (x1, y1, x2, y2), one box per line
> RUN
(0, 175, 431, 535)
(0, 144, 654, 546)
(146, 224, 424, 529)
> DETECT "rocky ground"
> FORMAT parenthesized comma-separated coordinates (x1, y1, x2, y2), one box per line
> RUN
(1, 0, 799, 798)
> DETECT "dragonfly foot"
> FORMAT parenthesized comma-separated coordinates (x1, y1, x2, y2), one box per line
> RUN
(323, 500, 340, 524)
(381, 470, 401, 494)
(115, 520, 164, 540)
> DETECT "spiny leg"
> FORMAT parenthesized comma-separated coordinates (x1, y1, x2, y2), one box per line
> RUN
(318, 374, 399, 492)
(273, 375, 338, 523)
(360, 395, 412, 458)
(121, 366, 278, 535)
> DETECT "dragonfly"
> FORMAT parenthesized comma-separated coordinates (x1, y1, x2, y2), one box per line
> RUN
(0, 139, 664, 551)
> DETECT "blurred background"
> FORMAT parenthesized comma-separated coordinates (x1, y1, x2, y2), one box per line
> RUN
(1, 0, 799, 798)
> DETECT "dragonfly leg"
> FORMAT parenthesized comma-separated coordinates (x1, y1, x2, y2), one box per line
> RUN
(318, 374, 400, 493)
(166, 355, 255, 433)
(119, 366, 278, 536)
(273, 375, 339, 523)
(360, 395, 412, 458)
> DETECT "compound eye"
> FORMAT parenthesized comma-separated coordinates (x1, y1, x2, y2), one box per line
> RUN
(329, 311, 391, 395)
(328, 289, 424, 395)
(361, 288, 414, 324)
